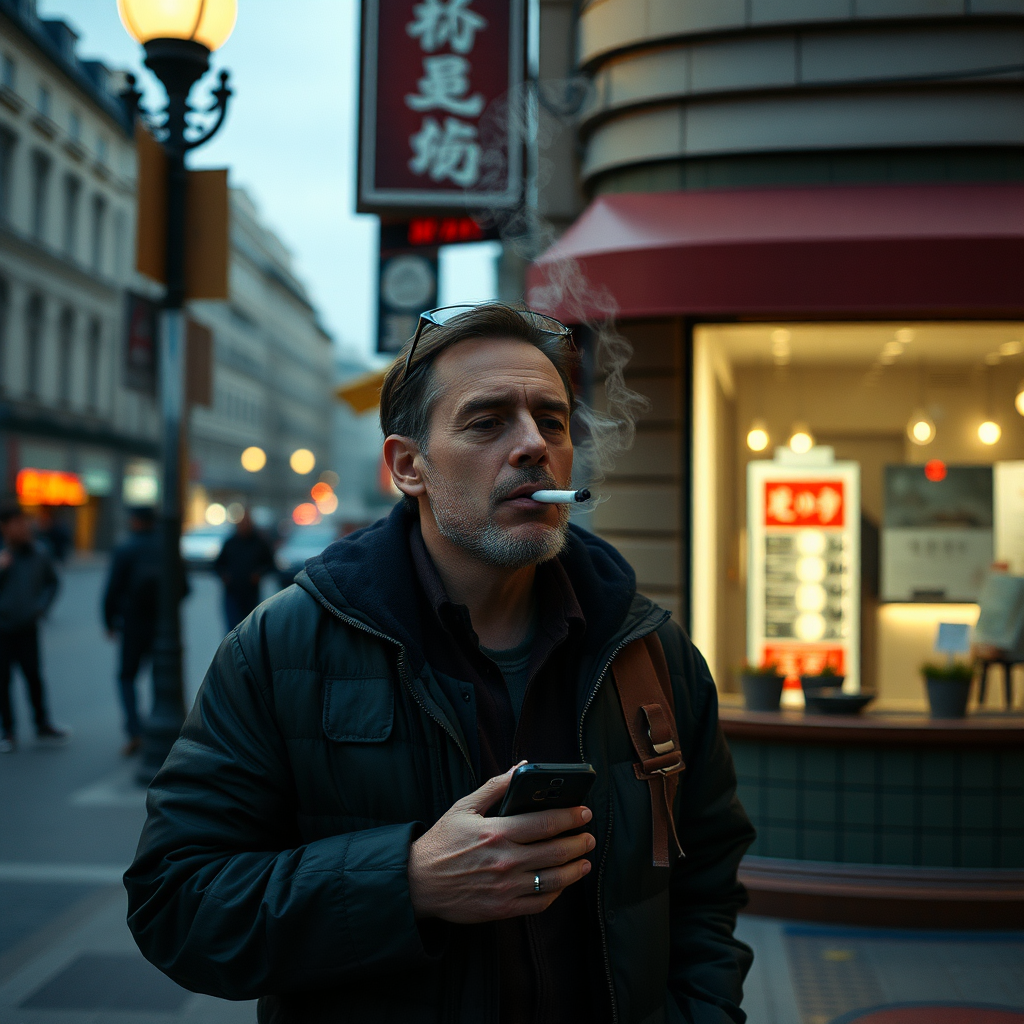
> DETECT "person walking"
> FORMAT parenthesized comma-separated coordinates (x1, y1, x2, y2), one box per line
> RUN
(0, 503, 68, 753)
(102, 507, 160, 756)
(213, 509, 274, 633)
(125, 304, 754, 1023)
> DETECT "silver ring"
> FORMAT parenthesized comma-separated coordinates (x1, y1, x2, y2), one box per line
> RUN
(533, 873, 542, 893)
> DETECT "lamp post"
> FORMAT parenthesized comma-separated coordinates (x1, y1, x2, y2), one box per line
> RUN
(118, 0, 236, 784)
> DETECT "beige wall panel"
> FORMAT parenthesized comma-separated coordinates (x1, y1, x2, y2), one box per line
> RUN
(855, 0, 965, 16)
(583, 106, 685, 178)
(610, 429, 681, 479)
(612, 537, 681, 588)
(591, 482, 680, 532)
(593, 374, 680, 423)
(800, 26, 1024, 83)
(690, 36, 797, 93)
(618, 320, 680, 372)
(600, 47, 689, 111)
(750, 0, 852, 23)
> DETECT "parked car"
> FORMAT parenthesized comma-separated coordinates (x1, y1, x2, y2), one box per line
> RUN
(181, 523, 232, 568)
(275, 523, 338, 586)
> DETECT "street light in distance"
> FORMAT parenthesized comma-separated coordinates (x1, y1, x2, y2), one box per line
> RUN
(118, 0, 237, 785)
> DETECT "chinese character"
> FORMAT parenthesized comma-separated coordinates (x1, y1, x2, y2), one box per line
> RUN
(407, 0, 487, 54)
(816, 486, 842, 524)
(409, 116, 481, 187)
(767, 486, 795, 523)
(406, 55, 484, 117)
(794, 489, 817, 519)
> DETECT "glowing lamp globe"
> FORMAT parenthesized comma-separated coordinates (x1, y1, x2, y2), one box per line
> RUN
(978, 420, 1001, 446)
(1016, 380, 1024, 418)
(789, 424, 814, 455)
(240, 446, 266, 472)
(906, 410, 935, 446)
(290, 448, 316, 475)
(117, 0, 237, 51)
(746, 421, 770, 452)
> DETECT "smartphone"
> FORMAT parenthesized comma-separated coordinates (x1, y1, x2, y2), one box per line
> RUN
(497, 763, 596, 817)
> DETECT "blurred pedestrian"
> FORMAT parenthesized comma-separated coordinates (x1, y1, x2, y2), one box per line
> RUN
(0, 502, 68, 753)
(36, 507, 73, 563)
(214, 510, 274, 633)
(102, 507, 160, 756)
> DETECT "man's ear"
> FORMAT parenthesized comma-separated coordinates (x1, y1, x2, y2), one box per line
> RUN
(383, 435, 426, 499)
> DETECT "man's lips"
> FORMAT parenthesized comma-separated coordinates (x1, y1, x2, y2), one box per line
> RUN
(503, 483, 557, 502)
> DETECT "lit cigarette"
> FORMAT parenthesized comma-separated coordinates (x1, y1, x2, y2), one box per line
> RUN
(530, 488, 592, 504)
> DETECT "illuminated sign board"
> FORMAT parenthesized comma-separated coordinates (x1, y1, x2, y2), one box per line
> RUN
(748, 460, 861, 695)
(17, 469, 87, 507)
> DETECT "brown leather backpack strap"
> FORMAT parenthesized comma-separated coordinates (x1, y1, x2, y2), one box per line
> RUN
(611, 634, 685, 867)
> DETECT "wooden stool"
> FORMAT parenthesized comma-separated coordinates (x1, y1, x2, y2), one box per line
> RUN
(976, 659, 1020, 709)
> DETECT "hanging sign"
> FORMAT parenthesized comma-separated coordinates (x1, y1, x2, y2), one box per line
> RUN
(358, 0, 524, 213)
(747, 459, 861, 692)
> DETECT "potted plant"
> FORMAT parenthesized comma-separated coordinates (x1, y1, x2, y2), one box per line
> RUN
(740, 660, 784, 712)
(921, 660, 975, 718)
(799, 663, 846, 695)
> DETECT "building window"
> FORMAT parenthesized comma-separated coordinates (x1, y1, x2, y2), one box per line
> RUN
(24, 293, 44, 398)
(30, 151, 50, 242)
(62, 174, 80, 258)
(86, 317, 101, 412)
(0, 277, 8, 392)
(69, 110, 81, 142)
(57, 306, 74, 406)
(112, 208, 125, 278)
(96, 136, 108, 167)
(1, 54, 16, 91)
(36, 83, 50, 117)
(0, 127, 15, 222)
(90, 194, 106, 273)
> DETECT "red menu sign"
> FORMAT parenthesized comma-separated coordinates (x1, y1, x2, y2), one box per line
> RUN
(764, 480, 845, 528)
(359, 0, 524, 212)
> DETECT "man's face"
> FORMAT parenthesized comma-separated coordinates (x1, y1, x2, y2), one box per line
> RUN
(417, 336, 574, 569)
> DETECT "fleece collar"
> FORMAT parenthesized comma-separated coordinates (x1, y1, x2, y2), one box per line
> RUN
(298, 503, 644, 677)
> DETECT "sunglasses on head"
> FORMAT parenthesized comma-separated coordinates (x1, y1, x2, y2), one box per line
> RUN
(402, 305, 571, 378)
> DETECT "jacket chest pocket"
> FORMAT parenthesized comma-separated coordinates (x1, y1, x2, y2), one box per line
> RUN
(319, 676, 434, 827)
(323, 675, 393, 742)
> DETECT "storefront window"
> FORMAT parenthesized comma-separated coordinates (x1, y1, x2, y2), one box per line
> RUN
(691, 322, 1024, 708)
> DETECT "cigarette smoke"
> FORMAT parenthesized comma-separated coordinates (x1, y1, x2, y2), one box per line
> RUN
(468, 77, 650, 503)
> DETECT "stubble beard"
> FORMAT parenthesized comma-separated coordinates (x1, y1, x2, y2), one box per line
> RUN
(423, 462, 571, 569)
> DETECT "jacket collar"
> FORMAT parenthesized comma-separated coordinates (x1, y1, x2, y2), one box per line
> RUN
(298, 503, 654, 677)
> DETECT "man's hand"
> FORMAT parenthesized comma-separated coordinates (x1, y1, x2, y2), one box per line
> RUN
(407, 766, 595, 924)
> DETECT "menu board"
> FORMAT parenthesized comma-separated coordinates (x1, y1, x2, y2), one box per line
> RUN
(748, 460, 861, 692)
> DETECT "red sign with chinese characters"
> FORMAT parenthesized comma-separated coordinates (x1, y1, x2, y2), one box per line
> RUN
(359, 0, 523, 212)
(764, 480, 845, 528)
(762, 645, 846, 687)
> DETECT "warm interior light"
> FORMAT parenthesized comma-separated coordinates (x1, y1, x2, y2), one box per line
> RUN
(1016, 380, 1024, 417)
(906, 410, 935, 446)
(117, 0, 237, 50)
(290, 448, 316, 475)
(315, 492, 339, 515)
(205, 502, 226, 525)
(789, 424, 814, 454)
(240, 446, 266, 472)
(978, 420, 1001, 445)
(746, 421, 769, 452)
(226, 501, 244, 524)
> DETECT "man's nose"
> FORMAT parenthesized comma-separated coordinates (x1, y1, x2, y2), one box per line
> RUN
(508, 414, 547, 467)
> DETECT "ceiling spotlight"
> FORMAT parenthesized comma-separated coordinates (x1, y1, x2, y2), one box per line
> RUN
(895, 328, 915, 345)
(1015, 380, 1024, 417)
(789, 423, 814, 455)
(746, 420, 770, 452)
(978, 420, 1001, 446)
(906, 410, 936, 446)
(1000, 340, 1023, 357)
(985, 352, 1001, 366)
(882, 341, 903, 358)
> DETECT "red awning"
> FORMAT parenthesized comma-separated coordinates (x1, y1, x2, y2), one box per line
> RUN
(527, 184, 1024, 322)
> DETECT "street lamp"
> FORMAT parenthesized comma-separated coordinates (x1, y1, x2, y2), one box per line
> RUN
(118, 0, 236, 784)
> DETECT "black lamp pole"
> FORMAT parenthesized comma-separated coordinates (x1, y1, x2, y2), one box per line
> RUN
(129, 39, 231, 785)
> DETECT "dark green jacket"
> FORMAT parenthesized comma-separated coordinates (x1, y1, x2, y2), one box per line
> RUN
(125, 508, 754, 1024)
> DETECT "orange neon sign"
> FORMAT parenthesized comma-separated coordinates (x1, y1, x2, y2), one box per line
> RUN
(16, 469, 87, 507)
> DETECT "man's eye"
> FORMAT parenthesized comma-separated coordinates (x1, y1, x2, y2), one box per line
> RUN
(539, 418, 566, 432)
(470, 418, 501, 430)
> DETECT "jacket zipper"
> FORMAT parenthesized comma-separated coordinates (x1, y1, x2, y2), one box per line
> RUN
(578, 614, 668, 1024)
(308, 593, 475, 773)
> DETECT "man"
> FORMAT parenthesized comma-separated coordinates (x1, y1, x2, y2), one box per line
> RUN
(125, 304, 754, 1024)
(103, 507, 160, 756)
(0, 504, 68, 752)
(213, 509, 274, 633)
